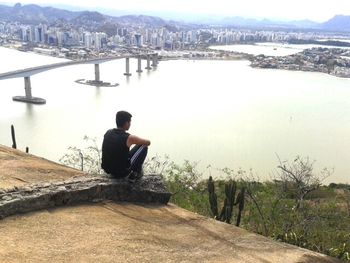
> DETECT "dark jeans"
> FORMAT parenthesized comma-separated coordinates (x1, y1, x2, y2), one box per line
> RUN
(129, 145, 148, 173)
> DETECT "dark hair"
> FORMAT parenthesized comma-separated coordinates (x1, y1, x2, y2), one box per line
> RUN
(116, 111, 132, 128)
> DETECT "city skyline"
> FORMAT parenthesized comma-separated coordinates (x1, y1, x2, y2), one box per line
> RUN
(1, 0, 350, 22)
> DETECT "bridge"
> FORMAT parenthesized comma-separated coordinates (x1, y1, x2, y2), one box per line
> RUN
(0, 53, 159, 104)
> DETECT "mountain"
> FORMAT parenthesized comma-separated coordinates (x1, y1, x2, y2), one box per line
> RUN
(211, 15, 350, 31)
(289, 19, 319, 28)
(2, 3, 350, 33)
(0, 3, 197, 33)
(0, 3, 174, 28)
(321, 15, 350, 32)
(221, 16, 265, 27)
(71, 11, 106, 24)
(0, 3, 81, 23)
(115, 15, 167, 27)
(218, 16, 320, 29)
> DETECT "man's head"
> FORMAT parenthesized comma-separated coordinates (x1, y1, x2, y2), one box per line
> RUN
(116, 111, 132, 130)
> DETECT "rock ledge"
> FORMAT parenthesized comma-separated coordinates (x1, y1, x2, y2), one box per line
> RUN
(0, 174, 171, 219)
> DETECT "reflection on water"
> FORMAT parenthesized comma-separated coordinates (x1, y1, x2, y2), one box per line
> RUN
(25, 104, 34, 118)
(95, 87, 101, 99)
(0, 47, 350, 183)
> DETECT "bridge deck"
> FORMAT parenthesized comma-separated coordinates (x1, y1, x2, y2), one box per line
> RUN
(0, 54, 157, 80)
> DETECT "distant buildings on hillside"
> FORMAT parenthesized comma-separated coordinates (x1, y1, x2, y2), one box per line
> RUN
(0, 20, 345, 52)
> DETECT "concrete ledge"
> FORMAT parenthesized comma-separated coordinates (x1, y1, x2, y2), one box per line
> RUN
(0, 174, 171, 219)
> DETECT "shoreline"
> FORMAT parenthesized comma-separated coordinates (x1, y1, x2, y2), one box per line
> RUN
(249, 47, 350, 78)
(2, 43, 350, 79)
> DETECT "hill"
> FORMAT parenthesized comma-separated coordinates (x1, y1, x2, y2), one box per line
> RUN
(0, 144, 343, 262)
(219, 16, 319, 29)
(321, 15, 350, 32)
(0, 3, 186, 30)
(0, 3, 80, 24)
(2, 3, 350, 32)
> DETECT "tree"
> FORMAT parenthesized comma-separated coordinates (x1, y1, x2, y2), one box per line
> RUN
(276, 156, 332, 210)
(59, 136, 103, 174)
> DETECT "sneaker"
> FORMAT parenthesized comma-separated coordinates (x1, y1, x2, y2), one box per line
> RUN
(128, 171, 143, 183)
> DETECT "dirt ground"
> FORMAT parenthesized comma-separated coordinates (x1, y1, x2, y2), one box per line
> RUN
(0, 145, 85, 189)
(0, 202, 341, 263)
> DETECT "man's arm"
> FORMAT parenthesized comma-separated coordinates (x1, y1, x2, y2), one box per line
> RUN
(127, 135, 151, 148)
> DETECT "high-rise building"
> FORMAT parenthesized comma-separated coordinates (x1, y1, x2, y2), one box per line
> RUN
(34, 26, 43, 42)
(94, 33, 101, 50)
(134, 34, 142, 47)
(92, 32, 107, 51)
(84, 32, 92, 49)
(20, 26, 28, 41)
(56, 31, 64, 47)
(145, 29, 150, 44)
(117, 28, 127, 37)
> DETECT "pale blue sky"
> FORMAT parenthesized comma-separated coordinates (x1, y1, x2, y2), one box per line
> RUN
(2, 0, 350, 22)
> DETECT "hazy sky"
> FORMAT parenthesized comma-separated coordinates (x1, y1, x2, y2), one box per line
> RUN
(2, 0, 350, 22)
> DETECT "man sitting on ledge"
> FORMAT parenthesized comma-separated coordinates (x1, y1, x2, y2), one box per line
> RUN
(102, 111, 151, 182)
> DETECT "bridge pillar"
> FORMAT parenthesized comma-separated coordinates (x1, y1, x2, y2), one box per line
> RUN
(94, 64, 100, 82)
(24, 77, 32, 98)
(12, 76, 46, 104)
(124, 58, 132, 76)
(145, 55, 152, 70)
(151, 54, 158, 68)
(136, 56, 143, 73)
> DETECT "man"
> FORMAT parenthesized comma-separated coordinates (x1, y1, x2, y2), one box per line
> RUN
(102, 111, 150, 182)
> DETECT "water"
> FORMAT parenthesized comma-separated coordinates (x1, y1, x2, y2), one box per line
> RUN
(210, 43, 303, 56)
(210, 42, 350, 57)
(0, 46, 350, 184)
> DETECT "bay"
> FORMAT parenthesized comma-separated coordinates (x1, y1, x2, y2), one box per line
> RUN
(0, 46, 349, 184)
(210, 42, 350, 57)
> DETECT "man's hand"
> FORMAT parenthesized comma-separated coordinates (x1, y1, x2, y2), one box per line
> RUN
(127, 135, 151, 147)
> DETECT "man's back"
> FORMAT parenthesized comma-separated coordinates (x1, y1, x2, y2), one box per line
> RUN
(102, 128, 130, 177)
